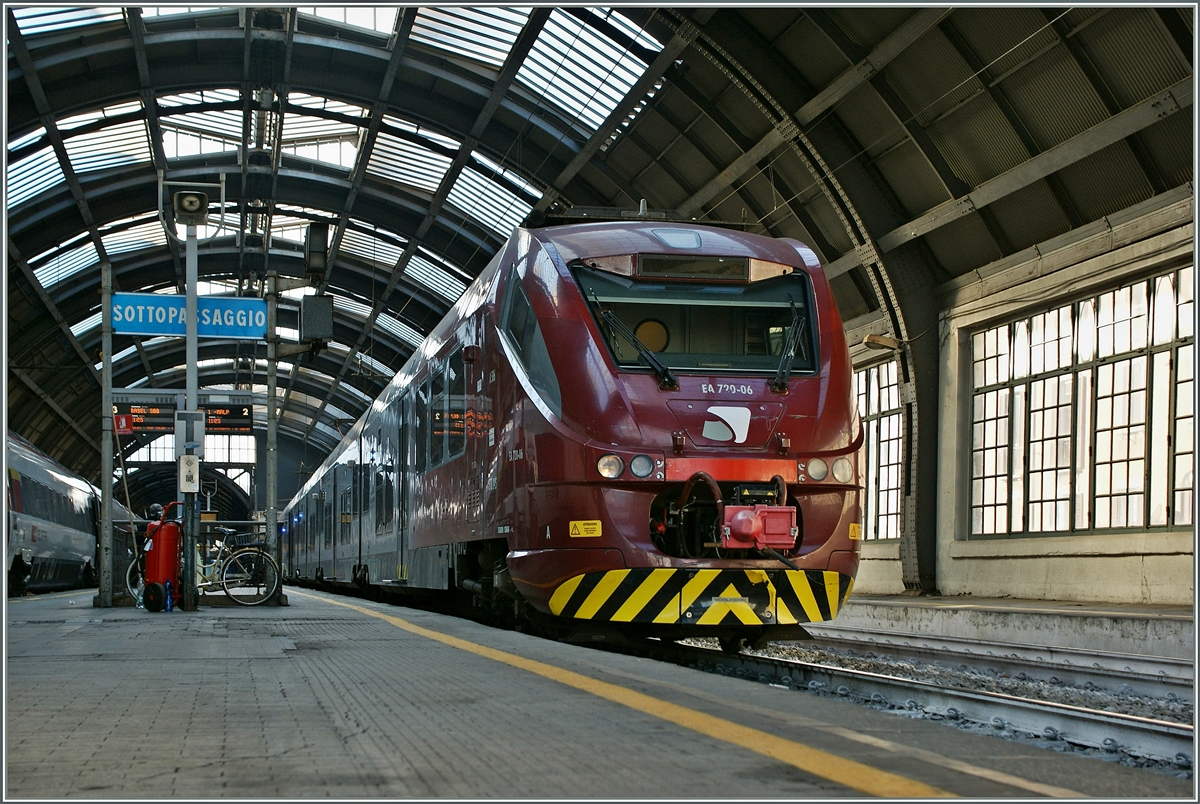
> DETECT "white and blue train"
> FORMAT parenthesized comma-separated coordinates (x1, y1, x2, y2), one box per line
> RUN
(6, 432, 141, 596)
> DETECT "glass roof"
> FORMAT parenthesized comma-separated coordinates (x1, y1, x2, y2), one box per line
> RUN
(10, 6, 124, 35)
(406, 254, 467, 303)
(333, 296, 423, 348)
(446, 161, 535, 238)
(3, 6, 670, 415)
(340, 226, 406, 269)
(281, 93, 366, 171)
(297, 6, 397, 35)
(102, 215, 169, 259)
(70, 310, 102, 337)
(367, 129, 453, 194)
(7, 145, 66, 208)
(159, 90, 244, 158)
(62, 120, 151, 175)
(34, 240, 96, 288)
(515, 8, 662, 135)
(410, 7, 531, 70)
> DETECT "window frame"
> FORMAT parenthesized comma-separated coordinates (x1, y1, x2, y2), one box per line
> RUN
(966, 263, 1193, 540)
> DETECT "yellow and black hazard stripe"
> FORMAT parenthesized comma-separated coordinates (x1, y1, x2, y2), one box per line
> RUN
(548, 568, 854, 627)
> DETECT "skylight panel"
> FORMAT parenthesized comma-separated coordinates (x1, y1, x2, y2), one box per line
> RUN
(34, 241, 98, 288)
(58, 101, 143, 133)
(62, 121, 151, 175)
(6, 146, 65, 208)
(516, 8, 659, 134)
(159, 100, 243, 158)
(340, 228, 405, 269)
(8, 127, 46, 152)
(142, 7, 233, 18)
(11, 7, 123, 35)
(381, 116, 460, 150)
(102, 219, 168, 257)
(367, 131, 453, 194)
(446, 166, 533, 238)
(94, 345, 137, 374)
(269, 213, 314, 244)
(157, 88, 241, 108)
(333, 297, 423, 348)
(71, 310, 102, 338)
(405, 255, 467, 303)
(269, 94, 366, 170)
(410, 7, 531, 70)
(297, 6, 397, 34)
(473, 152, 541, 199)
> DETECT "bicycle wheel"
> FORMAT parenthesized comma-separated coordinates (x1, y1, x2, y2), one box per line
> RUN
(125, 553, 146, 600)
(221, 548, 280, 606)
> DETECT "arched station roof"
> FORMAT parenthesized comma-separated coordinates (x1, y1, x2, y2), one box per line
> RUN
(6, 5, 1195, 490)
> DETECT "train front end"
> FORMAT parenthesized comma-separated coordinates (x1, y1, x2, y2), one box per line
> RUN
(494, 222, 861, 649)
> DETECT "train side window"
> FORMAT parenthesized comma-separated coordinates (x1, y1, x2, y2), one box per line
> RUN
(448, 350, 466, 459)
(500, 259, 563, 417)
(415, 379, 429, 473)
(430, 364, 447, 467)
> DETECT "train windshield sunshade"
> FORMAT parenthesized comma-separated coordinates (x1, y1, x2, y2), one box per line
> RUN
(573, 264, 817, 374)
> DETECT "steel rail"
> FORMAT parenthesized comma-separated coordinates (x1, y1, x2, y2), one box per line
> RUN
(624, 642, 1194, 766)
(801, 625, 1194, 701)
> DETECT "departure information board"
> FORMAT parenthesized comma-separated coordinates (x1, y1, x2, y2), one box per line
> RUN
(204, 404, 252, 433)
(115, 403, 175, 434)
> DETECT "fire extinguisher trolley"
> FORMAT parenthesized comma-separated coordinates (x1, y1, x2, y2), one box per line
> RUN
(142, 502, 182, 612)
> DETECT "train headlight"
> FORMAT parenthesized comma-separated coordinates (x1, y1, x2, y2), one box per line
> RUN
(629, 455, 654, 478)
(807, 457, 828, 481)
(832, 456, 853, 484)
(597, 454, 624, 478)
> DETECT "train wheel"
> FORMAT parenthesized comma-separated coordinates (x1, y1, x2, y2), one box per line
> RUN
(143, 582, 165, 612)
(718, 636, 747, 655)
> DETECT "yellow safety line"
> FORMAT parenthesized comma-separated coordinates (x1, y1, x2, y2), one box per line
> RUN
(292, 590, 954, 798)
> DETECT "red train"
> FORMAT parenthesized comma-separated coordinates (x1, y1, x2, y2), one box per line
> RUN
(282, 221, 862, 651)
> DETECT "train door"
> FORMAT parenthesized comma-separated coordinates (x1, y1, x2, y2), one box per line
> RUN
(397, 393, 410, 581)
(465, 339, 487, 535)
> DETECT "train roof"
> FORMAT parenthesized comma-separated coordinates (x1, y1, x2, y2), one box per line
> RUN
(530, 221, 822, 271)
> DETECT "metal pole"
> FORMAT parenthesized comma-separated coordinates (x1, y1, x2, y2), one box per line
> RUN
(97, 261, 114, 608)
(182, 225, 199, 610)
(266, 270, 280, 586)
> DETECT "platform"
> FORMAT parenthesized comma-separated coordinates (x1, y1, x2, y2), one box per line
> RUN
(826, 593, 1195, 661)
(5, 587, 1192, 799)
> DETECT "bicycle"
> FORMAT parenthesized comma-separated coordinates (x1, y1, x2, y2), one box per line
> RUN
(124, 512, 280, 606)
(196, 528, 281, 606)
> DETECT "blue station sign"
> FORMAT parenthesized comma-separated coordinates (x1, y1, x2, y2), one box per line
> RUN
(111, 293, 268, 340)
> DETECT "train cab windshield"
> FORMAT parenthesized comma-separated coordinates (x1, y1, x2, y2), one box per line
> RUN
(572, 263, 818, 376)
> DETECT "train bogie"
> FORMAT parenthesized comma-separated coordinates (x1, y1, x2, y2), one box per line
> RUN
(283, 222, 862, 644)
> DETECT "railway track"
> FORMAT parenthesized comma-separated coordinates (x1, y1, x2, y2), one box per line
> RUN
(603, 639, 1194, 768)
(802, 625, 1194, 702)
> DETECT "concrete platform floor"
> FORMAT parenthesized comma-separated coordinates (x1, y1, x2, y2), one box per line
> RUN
(5, 588, 1194, 799)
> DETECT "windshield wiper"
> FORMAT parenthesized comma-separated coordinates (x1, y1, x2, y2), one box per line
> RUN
(771, 298, 808, 393)
(589, 291, 678, 390)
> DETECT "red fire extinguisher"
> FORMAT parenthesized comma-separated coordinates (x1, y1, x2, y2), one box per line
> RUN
(142, 501, 182, 612)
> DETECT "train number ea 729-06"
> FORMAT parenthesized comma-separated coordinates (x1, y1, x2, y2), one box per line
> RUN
(701, 383, 754, 395)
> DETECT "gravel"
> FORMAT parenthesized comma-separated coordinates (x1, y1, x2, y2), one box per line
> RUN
(681, 638, 1194, 780)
